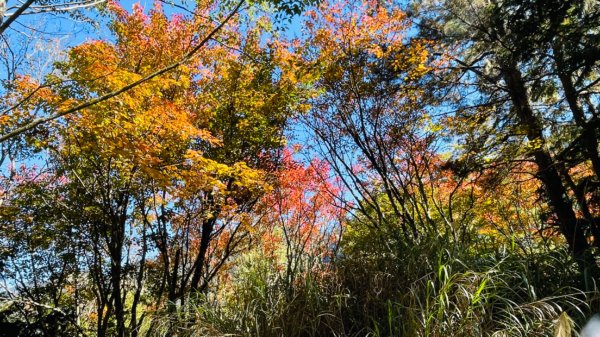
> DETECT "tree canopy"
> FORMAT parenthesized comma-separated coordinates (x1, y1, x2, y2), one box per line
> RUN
(1, 0, 600, 336)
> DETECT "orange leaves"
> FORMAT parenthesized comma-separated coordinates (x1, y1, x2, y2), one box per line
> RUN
(467, 162, 546, 239)
(256, 148, 345, 258)
(109, 1, 202, 72)
(301, 0, 432, 83)
(54, 3, 226, 188)
(294, 0, 442, 134)
(46, 1, 303, 213)
(0, 75, 70, 148)
(2, 76, 57, 119)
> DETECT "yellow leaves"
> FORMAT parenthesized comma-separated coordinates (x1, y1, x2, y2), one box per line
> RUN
(61, 32, 216, 178)
(7, 3, 291, 242)
(389, 40, 432, 80)
(414, 63, 430, 76)
(230, 161, 268, 189)
(296, 103, 312, 114)
(176, 149, 270, 201)
(369, 43, 387, 59)
(140, 165, 166, 182)
(67, 42, 121, 90)
(300, 0, 435, 90)
(69, 5, 280, 191)
(525, 137, 544, 151)
(466, 162, 545, 242)
(0, 115, 10, 126)
(422, 113, 444, 133)
(554, 312, 573, 337)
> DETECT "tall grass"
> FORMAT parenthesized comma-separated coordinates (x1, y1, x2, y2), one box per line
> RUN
(143, 231, 595, 337)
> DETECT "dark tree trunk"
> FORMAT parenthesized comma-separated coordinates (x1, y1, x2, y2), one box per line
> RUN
(109, 218, 126, 337)
(502, 64, 595, 276)
(167, 248, 180, 312)
(189, 217, 216, 293)
(553, 42, 600, 182)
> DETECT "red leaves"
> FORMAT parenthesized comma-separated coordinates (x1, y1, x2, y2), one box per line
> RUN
(257, 148, 345, 258)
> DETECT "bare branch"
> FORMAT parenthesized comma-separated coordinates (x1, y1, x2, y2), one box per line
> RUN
(0, 0, 35, 35)
(3, 0, 106, 16)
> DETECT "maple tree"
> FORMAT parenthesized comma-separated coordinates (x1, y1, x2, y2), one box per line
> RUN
(297, 0, 458, 242)
(1, 1, 307, 335)
(255, 148, 345, 289)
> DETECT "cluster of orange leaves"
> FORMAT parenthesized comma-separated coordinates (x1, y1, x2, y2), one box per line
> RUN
(255, 148, 345, 263)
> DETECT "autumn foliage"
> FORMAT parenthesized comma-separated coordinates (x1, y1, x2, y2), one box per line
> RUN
(2, 0, 600, 336)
